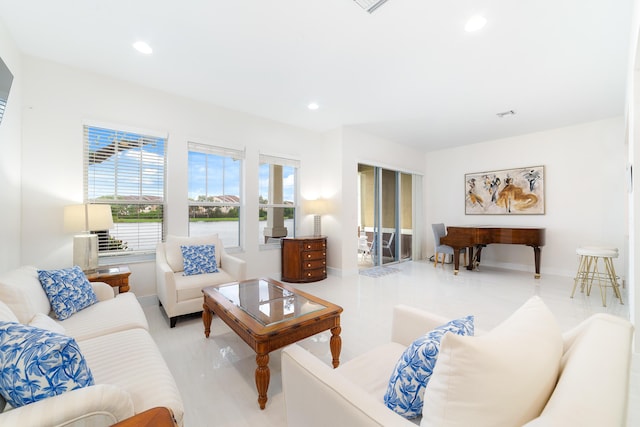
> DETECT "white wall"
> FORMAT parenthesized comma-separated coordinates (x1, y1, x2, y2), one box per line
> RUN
(0, 20, 22, 272)
(338, 127, 428, 276)
(425, 117, 627, 278)
(19, 56, 326, 296)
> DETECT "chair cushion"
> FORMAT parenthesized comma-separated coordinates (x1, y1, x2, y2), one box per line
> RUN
(0, 321, 94, 408)
(38, 266, 98, 320)
(0, 266, 52, 324)
(165, 234, 222, 272)
(384, 315, 474, 418)
(421, 296, 562, 427)
(181, 244, 219, 276)
(173, 269, 235, 302)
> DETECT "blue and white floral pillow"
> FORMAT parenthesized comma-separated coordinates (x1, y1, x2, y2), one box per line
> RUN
(38, 266, 98, 320)
(0, 321, 94, 407)
(181, 244, 219, 276)
(384, 315, 474, 418)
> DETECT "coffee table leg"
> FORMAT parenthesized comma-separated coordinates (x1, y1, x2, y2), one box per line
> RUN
(255, 353, 270, 410)
(330, 325, 342, 368)
(202, 304, 212, 338)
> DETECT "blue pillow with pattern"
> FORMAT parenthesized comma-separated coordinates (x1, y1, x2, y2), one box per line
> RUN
(38, 266, 98, 320)
(181, 244, 219, 276)
(0, 321, 94, 407)
(384, 315, 474, 418)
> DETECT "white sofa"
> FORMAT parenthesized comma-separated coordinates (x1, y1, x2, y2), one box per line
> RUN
(156, 234, 246, 327)
(0, 265, 184, 426)
(282, 299, 634, 427)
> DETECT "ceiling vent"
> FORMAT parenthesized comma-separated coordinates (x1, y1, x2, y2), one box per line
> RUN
(353, 0, 389, 13)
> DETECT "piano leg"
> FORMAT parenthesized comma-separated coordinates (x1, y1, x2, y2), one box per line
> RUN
(533, 246, 542, 278)
(452, 248, 461, 275)
(469, 245, 485, 271)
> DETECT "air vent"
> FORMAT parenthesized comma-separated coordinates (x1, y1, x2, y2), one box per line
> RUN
(496, 110, 516, 118)
(353, 0, 389, 13)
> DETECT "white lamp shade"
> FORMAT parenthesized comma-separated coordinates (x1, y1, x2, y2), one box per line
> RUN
(305, 198, 329, 215)
(64, 204, 114, 232)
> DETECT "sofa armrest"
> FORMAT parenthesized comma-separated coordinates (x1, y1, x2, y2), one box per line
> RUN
(390, 304, 453, 346)
(91, 281, 115, 302)
(220, 252, 246, 281)
(0, 384, 134, 427)
(282, 344, 414, 427)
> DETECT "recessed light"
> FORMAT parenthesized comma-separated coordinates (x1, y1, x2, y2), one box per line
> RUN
(465, 15, 487, 32)
(133, 41, 153, 55)
(307, 102, 320, 111)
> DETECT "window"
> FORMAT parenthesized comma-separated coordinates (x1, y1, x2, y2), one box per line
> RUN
(258, 154, 299, 246)
(84, 124, 166, 260)
(188, 143, 243, 249)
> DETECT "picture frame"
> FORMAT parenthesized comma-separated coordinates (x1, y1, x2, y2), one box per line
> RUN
(465, 165, 545, 215)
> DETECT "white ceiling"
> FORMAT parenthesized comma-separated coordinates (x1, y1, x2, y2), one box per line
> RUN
(0, 0, 634, 151)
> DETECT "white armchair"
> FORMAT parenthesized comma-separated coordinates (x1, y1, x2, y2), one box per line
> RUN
(156, 234, 246, 327)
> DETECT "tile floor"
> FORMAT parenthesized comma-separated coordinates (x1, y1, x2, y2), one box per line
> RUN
(142, 260, 638, 426)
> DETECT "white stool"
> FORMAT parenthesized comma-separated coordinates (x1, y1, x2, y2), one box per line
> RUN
(571, 246, 623, 307)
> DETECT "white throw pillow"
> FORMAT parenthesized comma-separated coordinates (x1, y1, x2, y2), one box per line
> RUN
(165, 234, 222, 272)
(0, 300, 18, 323)
(0, 266, 52, 323)
(420, 296, 562, 427)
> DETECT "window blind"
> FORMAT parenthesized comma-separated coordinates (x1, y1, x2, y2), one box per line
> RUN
(83, 124, 167, 256)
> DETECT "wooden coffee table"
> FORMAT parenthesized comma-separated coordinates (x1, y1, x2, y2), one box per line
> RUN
(202, 277, 343, 409)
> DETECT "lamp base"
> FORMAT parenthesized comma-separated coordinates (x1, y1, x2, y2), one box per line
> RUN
(73, 234, 98, 272)
(313, 214, 322, 236)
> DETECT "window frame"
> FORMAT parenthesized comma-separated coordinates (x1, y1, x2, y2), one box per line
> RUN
(258, 153, 300, 248)
(187, 142, 244, 250)
(83, 122, 167, 263)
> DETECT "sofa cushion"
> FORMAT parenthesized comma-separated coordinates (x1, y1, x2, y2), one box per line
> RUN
(0, 321, 94, 408)
(28, 313, 67, 335)
(78, 328, 184, 425)
(0, 266, 51, 324)
(337, 341, 408, 400)
(165, 234, 222, 272)
(384, 315, 474, 418)
(60, 292, 149, 341)
(421, 296, 562, 427)
(181, 244, 219, 276)
(38, 266, 98, 320)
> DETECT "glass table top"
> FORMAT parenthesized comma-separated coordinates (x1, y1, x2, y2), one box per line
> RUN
(212, 279, 328, 326)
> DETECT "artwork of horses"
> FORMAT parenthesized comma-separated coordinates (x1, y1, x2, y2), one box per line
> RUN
(465, 166, 545, 215)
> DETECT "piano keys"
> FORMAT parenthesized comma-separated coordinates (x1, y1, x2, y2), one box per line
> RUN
(439, 226, 546, 278)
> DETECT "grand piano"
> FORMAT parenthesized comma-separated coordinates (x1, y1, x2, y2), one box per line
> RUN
(439, 226, 546, 278)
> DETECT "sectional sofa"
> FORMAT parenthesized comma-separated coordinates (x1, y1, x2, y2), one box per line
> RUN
(0, 265, 184, 426)
(282, 297, 634, 427)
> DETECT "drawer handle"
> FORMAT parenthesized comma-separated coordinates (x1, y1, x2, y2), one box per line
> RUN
(307, 263, 311, 267)
(307, 254, 312, 258)
(307, 272, 312, 277)
(307, 245, 311, 249)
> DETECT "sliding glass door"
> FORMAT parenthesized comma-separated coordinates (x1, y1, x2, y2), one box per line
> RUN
(358, 164, 414, 268)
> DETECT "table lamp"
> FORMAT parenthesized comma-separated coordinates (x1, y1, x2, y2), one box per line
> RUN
(64, 204, 114, 271)
(305, 199, 328, 236)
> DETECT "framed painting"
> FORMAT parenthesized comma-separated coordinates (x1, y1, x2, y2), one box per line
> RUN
(465, 165, 545, 215)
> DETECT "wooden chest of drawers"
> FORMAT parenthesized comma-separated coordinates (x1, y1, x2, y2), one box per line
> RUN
(281, 236, 327, 283)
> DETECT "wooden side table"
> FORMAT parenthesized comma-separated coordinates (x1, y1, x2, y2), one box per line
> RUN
(111, 407, 177, 427)
(86, 265, 131, 293)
